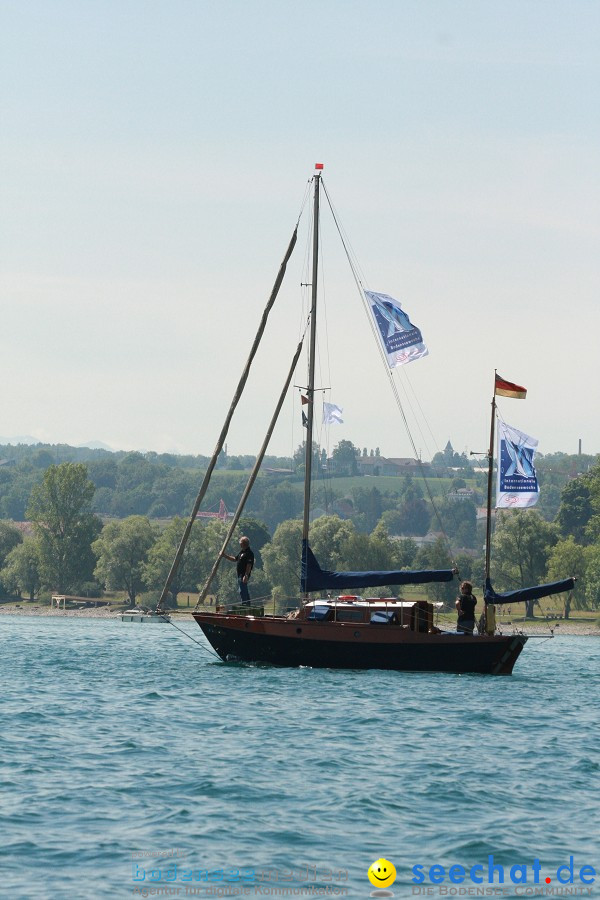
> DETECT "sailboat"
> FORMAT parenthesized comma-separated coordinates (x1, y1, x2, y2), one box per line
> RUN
(157, 166, 574, 674)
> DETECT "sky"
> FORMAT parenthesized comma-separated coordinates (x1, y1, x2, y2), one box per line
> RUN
(1, 1, 599, 462)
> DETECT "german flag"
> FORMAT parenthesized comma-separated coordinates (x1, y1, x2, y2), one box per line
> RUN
(495, 374, 527, 399)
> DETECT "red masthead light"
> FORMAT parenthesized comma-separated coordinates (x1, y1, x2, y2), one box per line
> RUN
(315, 163, 324, 170)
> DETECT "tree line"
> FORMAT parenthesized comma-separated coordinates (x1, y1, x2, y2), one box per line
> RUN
(1, 456, 600, 615)
(0, 440, 592, 536)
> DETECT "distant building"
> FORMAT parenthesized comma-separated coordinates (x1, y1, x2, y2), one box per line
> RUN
(390, 532, 443, 547)
(357, 456, 384, 476)
(332, 498, 354, 519)
(447, 487, 476, 502)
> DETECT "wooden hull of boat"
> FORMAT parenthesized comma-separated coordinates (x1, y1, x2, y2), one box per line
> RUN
(192, 613, 527, 675)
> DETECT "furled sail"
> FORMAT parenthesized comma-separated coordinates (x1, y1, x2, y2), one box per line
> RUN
(484, 576, 575, 605)
(301, 541, 455, 593)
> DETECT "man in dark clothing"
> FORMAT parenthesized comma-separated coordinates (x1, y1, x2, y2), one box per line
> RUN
(456, 580, 477, 634)
(223, 536, 254, 606)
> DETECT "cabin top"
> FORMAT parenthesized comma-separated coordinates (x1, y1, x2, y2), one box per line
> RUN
(297, 595, 439, 632)
(303, 595, 443, 609)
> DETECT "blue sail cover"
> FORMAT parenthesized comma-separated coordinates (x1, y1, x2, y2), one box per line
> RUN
(301, 541, 455, 593)
(484, 576, 575, 605)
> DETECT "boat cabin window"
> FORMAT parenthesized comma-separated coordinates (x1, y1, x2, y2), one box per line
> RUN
(306, 604, 332, 621)
(370, 611, 399, 625)
(334, 609, 365, 623)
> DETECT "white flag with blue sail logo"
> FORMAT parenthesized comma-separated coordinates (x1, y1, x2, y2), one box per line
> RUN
(323, 402, 343, 425)
(365, 290, 428, 368)
(496, 421, 539, 508)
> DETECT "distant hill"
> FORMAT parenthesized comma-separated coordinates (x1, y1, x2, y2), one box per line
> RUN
(0, 437, 117, 451)
(77, 441, 115, 451)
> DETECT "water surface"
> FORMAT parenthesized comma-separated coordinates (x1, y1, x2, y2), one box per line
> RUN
(1, 616, 598, 898)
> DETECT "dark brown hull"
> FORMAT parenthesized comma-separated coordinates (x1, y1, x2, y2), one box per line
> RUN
(193, 613, 527, 675)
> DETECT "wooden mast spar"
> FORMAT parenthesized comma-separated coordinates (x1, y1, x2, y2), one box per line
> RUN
(485, 370, 497, 583)
(483, 370, 498, 635)
(301, 165, 322, 600)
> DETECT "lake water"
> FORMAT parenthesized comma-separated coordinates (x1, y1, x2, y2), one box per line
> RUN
(1, 616, 598, 900)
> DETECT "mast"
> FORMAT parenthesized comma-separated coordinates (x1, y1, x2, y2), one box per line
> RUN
(301, 165, 322, 587)
(484, 370, 497, 581)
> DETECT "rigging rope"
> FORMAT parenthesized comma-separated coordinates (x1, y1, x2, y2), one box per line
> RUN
(321, 179, 457, 565)
(160, 614, 222, 661)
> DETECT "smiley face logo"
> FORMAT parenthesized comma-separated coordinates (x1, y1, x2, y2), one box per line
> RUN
(367, 858, 396, 888)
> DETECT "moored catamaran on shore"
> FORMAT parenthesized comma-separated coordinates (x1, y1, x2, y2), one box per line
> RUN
(156, 165, 574, 674)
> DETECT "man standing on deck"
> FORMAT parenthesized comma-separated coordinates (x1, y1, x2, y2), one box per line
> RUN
(455, 580, 477, 634)
(223, 536, 254, 606)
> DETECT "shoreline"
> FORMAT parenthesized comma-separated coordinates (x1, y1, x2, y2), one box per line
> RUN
(1, 603, 598, 634)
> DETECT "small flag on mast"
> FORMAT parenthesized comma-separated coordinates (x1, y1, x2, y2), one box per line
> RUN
(302, 411, 308, 428)
(495, 374, 527, 399)
(323, 402, 343, 425)
(300, 395, 310, 405)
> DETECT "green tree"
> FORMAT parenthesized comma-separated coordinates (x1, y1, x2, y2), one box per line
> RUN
(415, 538, 457, 607)
(32, 449, 55, 469)
(332, 440, 358, 476)
(93, 516, 158, 605)
(0, 468, 41, 520)
(490, 510, 559, 617)
(0, 521, 23, 568)
(433, 497, 477, 549)
(350, 487, 382, 532)
(260, 482, 303, 533)
(393, 495, 431, 536)
(292, 441, 321, 475)
(309, 516, 356, 569)
(556, 478, 593, 543)
(87, 458, 118, 489)
(359, 522, 410, 595)
(27, 463, 102, 593)
(379, 508, 407, 536)
(454, 552, 476, 585)
(537, 483, 562, 522)
(262, 519, 304, 603)
(1, 539, 43, 600)
(392, 536, 418, 569)
(142, 517, 204, 606)
(546, 537, 586, 619)
(583, 545, 600, 611)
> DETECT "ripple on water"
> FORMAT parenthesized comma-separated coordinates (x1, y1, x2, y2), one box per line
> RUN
(1, 619, 599, 898)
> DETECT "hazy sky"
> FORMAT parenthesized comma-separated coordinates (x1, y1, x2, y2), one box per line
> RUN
(2, 1, 599, 461)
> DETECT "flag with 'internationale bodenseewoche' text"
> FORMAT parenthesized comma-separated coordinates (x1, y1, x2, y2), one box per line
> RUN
(365, 291, 428, 368)
(496, 420, 539, 508)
